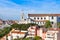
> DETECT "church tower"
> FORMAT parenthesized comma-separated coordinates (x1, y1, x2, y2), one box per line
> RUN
(20, 10, 25, 21)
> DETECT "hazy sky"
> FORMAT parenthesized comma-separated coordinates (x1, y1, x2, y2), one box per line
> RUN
(0, 0, 60, 20)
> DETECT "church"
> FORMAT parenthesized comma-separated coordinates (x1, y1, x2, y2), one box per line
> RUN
(18, 11, 31, 24)
(18, 10, 60, 28)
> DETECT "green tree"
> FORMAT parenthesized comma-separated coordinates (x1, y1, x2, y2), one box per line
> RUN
(11, 23, 37, 30)
(44, 20, 52, 28)
(34, 36, 42, 40)
(11, 23, 20, 29)
(0, 23, 37, 39)
(13, 38, 29, 40)
(23, 38, 30, 40)
(57, 22, 60, 28)
(14, 38, 21, 40)
(0, 27, 12, 38)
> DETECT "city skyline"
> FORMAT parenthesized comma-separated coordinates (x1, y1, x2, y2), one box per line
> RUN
(0, 0, 60, 20)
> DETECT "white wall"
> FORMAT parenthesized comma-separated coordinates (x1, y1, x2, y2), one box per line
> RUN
(29, 16, 57, 26)
(49, 16, 57, 23)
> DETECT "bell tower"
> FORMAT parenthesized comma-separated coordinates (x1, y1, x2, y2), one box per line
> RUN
(20, 10, 25, 20)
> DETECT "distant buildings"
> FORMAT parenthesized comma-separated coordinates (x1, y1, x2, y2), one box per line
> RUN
(0, 19, 18, 29)
(27, 26, 46, 40)
(1, 12, 60, 40)
(28, 26, 60, 40)
(1, 25, 60, 40)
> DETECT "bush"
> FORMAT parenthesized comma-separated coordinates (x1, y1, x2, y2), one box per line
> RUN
(44, 20, 52, 28)
(34, 36, 42, 40)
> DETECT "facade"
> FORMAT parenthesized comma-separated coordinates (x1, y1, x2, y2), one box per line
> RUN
(18, 18, 31, 24)
(27, 26, 37, 37)
(7, 29, 27, 40)
(45, 30, 58, 40)
(18, 13, 31, 24)
(27, 26, 46, 40)
(1, 26, 60, 40)
(45, 28, 60, 40)
(28, 14, 60, 27)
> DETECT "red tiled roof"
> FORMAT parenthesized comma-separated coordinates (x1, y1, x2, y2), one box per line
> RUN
(19, 32, 25, 34)
(11, 31, 20, 33)
(28, 14, 60, 17)
(49, 28, 60, 31)
(11, 30, 25, 34)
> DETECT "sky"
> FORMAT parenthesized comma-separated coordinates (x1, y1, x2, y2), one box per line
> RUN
(0, 0, 60, 20)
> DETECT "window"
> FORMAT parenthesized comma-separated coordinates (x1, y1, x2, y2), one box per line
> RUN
(44, 17, 46, 19)
(51, 16, 54, 19)
(59, 17, 60, 19)
(41, 17, 43, 20)
(47, 37, 53, 38)
(34, 17, 36, 19)
(17, 36, 19, 39)
(22, 16, 23, 19)
(47, 34, 50, 35)
(37, 17, 39, 20)
(51, 22, 54, 24)
(40, 22, 42, 24)
(36, 22, 38, 24)
(38, 22, 39, 24)
(24, 19, 26, 20)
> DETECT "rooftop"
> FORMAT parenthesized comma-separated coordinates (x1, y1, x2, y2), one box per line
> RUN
(28, 14, 60, 17)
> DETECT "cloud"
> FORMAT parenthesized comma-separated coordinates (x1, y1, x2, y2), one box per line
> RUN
(0, 0, 22, 20)
(0, 0, 38, 20)
(0, 0, 60, 20)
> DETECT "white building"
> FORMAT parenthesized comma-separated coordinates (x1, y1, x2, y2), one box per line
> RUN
(45, 30, 58, 40)
(27, 26, 37, 37)
(27, 26, 46, 40)
(18, 12, 31, 24)
(18, 18, 31, 24)
(7, 29, 27, 40)
(28, 14, 60, 27)
(19, 13, 60, 27)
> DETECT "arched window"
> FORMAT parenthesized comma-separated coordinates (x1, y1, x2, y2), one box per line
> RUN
(51, 22, 54, 24)
(34, 17, 36, 19)
(44, 17, 46, 19)
(37, 17, 39, 20)
(51, 16, 54, 19)
(41, 17, 43, 20)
